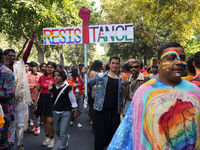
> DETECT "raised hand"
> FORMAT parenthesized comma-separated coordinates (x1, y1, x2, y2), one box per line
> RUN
(48, 84, 53, 94)
(30, 30, 36, 41)
(79, 7, 91, 24)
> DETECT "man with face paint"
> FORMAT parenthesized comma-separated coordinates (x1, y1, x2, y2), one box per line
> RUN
(107, 42, 200, 150)
(123, 59, 149, 115)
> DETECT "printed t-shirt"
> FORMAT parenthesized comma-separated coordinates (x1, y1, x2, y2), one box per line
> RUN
(27, 72, 43, 99)
(108, 79, 200, 150)
(38, 75, 55, 94)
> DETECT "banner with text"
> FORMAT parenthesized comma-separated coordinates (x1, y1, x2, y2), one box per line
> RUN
(43, 23, 133, 45)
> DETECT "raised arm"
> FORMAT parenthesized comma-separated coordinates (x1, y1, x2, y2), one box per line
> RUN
(33, 83, 41, 110)
(22, 30, 36, 63)
(88, 74, 97, 87)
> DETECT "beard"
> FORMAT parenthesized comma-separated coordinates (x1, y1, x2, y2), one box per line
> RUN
(131, 70, 139, 75)
(152, 71, 157, 74)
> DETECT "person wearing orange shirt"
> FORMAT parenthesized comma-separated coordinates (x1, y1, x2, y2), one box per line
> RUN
(182, 58, 195, 82)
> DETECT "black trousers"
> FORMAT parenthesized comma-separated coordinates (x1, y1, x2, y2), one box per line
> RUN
(95, 108, 120, 150)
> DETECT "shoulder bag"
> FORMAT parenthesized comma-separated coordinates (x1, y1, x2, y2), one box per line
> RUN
(54, 83, 69, 105)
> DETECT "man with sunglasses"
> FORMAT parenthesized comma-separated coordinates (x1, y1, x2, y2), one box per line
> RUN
(123, 59, 149, 115)
(108, 42, 200, 150)
(3, 30, 36, 150)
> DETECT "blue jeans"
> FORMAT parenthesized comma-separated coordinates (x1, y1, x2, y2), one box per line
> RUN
(53, 111, 71, 150)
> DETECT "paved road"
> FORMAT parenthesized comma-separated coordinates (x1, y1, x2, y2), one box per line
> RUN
(23, 107, 95, 150)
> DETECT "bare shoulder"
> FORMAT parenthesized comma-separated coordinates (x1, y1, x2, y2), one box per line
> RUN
(89, 71, 96, 79)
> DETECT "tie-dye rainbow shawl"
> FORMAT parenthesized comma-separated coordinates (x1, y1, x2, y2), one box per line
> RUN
(108, 79, 200, 150)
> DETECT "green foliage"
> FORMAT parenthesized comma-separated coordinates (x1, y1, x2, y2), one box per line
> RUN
(185, 32, 200, 59)
(0, 0, 105, 64)
(106, 29, 157, 63)
(101, 0, 200, 61)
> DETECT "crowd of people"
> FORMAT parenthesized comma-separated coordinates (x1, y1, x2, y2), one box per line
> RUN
(0, 30, 200, 150)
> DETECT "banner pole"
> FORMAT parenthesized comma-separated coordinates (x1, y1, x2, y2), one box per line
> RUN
(84, 43, 88, 104)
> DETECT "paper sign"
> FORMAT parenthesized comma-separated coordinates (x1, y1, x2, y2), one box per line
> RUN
(43, 23, 133, 45)
(89, 23, 133, 44)
(43, 27, 83, 45)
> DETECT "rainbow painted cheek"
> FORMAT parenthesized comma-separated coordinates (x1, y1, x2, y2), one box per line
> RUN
(162, 62, 172, 71)
(181, 61, 187, 66)
(162, 62, 170, 65)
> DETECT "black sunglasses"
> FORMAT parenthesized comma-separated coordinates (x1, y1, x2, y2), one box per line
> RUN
(129, 66, 139, 69)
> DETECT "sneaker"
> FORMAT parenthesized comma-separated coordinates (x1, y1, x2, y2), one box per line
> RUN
(30, 121, 34, 126)
(84, 103, 87, 108)
(29, 125, 35, 133)
(18, 145, 24, 150)
(66, 135, 70, 147)
(74, 123, 82, 128)
(77, 123, 82, 128)
(47, 139, 55, 149)
(90, 120, 93, 125)
(34, 127, 40, 135)
(70, 121, 73, 126)
(42, 137, 50, 146)
(66, 142, 68, 147)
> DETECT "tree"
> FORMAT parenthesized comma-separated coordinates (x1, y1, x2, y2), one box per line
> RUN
(106, 27, 156, 64)
(101, 0, 200, 49)
(184, 32, 200, 59)
(0, 0, 103, 64)
(0, 0, 64, 62)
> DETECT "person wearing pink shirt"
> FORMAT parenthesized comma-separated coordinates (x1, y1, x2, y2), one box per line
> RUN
(27, 61, 43, 136)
